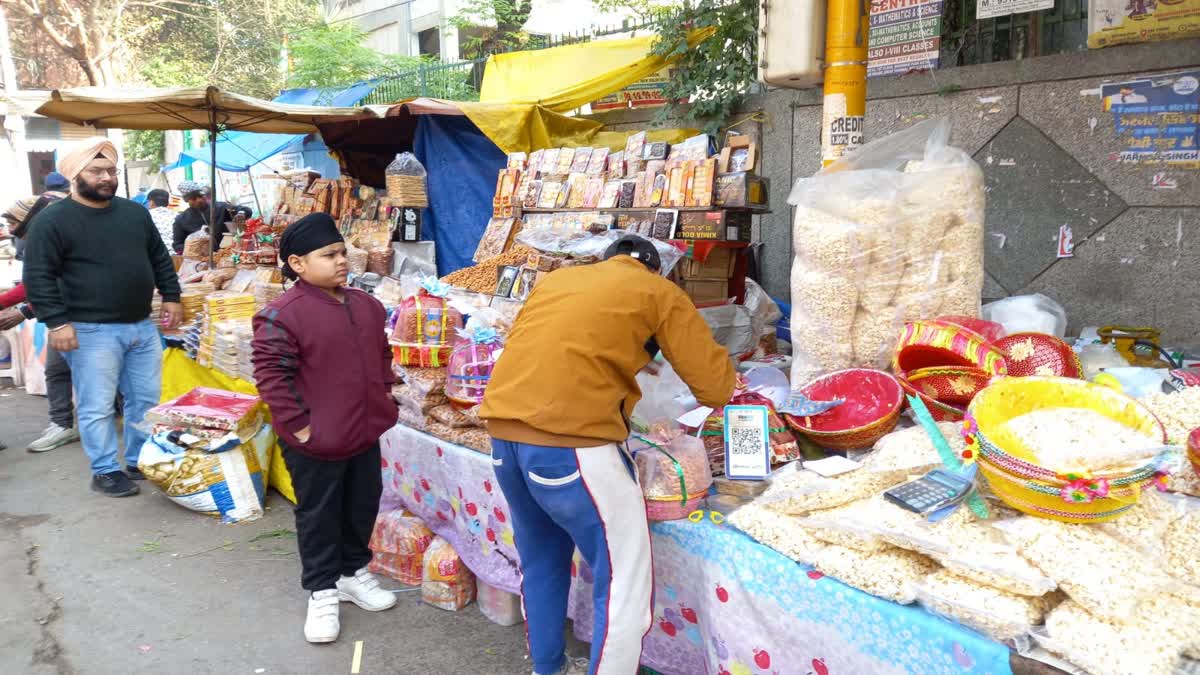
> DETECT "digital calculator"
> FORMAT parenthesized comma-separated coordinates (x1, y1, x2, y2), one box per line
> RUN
(884, 469, 974, 514)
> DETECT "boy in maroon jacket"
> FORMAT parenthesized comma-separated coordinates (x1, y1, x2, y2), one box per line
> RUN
(251, 213, 399, 644)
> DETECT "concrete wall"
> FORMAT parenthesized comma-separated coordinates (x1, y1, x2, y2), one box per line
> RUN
(586, 39, 1200, 347)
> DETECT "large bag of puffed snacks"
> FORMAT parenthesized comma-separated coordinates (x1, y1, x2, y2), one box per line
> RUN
(787, 119, 986, 384)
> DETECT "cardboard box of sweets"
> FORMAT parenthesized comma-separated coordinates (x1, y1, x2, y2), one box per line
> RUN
(714, 172, 769, 209)
(678, 246, 737, 280)
(681, 278, 730, 304)
(673, 211, 752, 243)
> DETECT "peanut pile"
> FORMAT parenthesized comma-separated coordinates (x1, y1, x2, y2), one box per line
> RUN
(442, 245, 536, 293)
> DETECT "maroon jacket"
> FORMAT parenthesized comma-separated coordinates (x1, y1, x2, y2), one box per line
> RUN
(251, 280, 397, 460)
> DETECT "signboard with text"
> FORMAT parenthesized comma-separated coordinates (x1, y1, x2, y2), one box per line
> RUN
(868, 0, 943, 78)
(1087, 0, 1200, 49)
(1102, 70, 1200, 168)
(591, 66, 675, 112)
(977, 0, 1054, 19)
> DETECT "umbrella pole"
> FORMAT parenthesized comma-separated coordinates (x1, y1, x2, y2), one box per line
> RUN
(247, 172, 263, 217)
(208, 120, 217, 272)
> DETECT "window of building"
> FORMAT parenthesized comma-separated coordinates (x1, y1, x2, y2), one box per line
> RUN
(418, 27, 441, 57)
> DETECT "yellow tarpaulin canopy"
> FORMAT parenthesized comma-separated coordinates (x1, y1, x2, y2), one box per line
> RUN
(450, 100, 695, 155)
(478, 29, 714, 113)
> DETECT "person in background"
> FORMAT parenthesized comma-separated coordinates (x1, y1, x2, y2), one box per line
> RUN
(43, 171, 70, 194)
(251, 213, 399, 644)
(0, 193, 79, 454)
(171, 181, 252, 254)
(12, 174, 69, 262)
(146, 189, 175, 249)
(22, 137, 183, 497)
(479, 235, 737, 675)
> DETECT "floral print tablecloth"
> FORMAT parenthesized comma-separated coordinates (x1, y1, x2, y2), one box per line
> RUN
(381, 424, 1013, 675)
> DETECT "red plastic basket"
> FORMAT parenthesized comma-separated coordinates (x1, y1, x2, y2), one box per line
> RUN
(994, 333, 1082, 378)
(785, 369, 905, 450)
(898, 366, 993, 422)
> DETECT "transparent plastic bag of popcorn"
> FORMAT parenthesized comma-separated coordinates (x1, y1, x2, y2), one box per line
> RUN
(787, 119, 986, 386)
(915, 569, 1055, 644)
(1035, 599, 1190, 675)
(992, 516, 1175, 621)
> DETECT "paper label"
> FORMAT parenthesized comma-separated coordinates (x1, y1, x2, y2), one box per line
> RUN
(802, 455, 863, 478)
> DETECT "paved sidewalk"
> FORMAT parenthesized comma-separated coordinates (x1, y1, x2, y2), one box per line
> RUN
(0, 387, 543, 675)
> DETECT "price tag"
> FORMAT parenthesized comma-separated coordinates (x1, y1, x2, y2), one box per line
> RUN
(723, 405, 771, 480)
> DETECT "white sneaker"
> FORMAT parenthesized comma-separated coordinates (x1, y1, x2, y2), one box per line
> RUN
(305, 589, 340, 643)
(27, 423, 80, 453)
(336, 567, 397, 612)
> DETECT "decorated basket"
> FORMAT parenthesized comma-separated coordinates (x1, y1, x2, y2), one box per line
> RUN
(937, 315, 1007, 343)
(892, 319, 1008, 376)
(899, 366, 994, 422)
(445, 336, 503, 408)
(645, 494, 706, 522)
(995, 333, 1083, 378)
(390, 291, 463, 368)
(965, 377, 1170, 523)
(1189, 428, 1200, 477)
(785, 369, 904, 450)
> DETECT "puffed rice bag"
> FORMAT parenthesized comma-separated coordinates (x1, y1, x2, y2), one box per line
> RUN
(931, 533, 1056, 597)
(727, 504, 826, 566)
(916, 569, 1055, 643)
(1140, 388, 1200, 445)
(995, 517, 1173, 621)
(798, 499, 890, 553)
(1098, 490, 1187, 560)
(1038, 599, 1190, 675)
(758, 468, 893, 515)
(862, 421, 965, 479)
(812, 544, 937, 604)
(1166, 468, 1200, 497)
(787, 120, 985, 385)
(1164, 509, 1200, 587)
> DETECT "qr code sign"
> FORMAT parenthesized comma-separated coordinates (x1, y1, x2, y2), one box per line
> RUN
(729, 426, 764, 456)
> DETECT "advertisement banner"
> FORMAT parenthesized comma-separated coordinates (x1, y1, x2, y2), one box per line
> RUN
(1101, 70, 1200, 168)
(1087, 0, 1200, 49)
(591, 65, 674, 111)
(977, 0, 1054, 20)
(868, 0, 943, 78)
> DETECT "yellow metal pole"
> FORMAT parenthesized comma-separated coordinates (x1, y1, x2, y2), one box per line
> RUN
(821, 0, 869, 167)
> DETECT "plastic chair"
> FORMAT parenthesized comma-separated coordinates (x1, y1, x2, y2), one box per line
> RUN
(0, 327, 24, 386)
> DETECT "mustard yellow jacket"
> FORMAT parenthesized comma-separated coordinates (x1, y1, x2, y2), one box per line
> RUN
(481, 254, 736, 448)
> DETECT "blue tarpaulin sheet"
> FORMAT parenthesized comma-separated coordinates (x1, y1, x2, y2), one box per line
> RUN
(165, 82, 377, 173)
(413, 114, 507, 276)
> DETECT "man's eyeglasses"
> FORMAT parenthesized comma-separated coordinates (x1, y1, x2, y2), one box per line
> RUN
(83, 167, 119, 178)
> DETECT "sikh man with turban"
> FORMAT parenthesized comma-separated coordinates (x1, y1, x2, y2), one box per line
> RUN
(22, 137, 184, 497)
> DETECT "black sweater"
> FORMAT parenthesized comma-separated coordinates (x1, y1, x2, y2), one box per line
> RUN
(22, 196, 182, 328)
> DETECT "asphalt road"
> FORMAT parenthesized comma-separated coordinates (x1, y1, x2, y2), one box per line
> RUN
(0, 386, 561, 675)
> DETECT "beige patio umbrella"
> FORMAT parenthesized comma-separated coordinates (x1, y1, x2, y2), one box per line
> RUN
(36, 86, 376, 266)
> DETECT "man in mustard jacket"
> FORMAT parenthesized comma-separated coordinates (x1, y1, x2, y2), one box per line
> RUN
(481, 234, 735, 675)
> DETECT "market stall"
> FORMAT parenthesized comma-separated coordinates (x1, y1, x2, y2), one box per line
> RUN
(381, 423, 1015, 675)
(29, 51, 1200, 675)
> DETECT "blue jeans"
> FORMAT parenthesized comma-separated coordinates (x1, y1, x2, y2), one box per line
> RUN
(60, 320, 162, 476)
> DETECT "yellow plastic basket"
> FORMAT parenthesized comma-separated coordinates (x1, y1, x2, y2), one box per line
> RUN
(966, 377, 1168, 523)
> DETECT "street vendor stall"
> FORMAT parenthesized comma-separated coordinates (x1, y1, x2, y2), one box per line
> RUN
(380, 423, 1015, 675)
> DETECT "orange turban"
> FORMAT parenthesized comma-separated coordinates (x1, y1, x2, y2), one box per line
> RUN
(58, 136, 119, 182)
